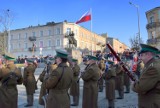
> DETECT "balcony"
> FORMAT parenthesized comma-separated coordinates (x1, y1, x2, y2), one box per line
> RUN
(29, 36, 36, 41)
(146, 22, 160, 29)
(28, 47, 37, 52)
(147, 38, 160, 44)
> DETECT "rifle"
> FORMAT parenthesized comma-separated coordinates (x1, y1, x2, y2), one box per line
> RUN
(106, 43, 136, 81)
(36, 66, 47, 86)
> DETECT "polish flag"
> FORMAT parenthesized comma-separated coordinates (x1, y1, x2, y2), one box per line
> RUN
(76, 10, 91, 24)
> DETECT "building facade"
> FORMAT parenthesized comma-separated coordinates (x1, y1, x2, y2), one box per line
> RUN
(146, 7, 160, 49)
(9, 21, 105, 58)
(106, 37, 129, 53)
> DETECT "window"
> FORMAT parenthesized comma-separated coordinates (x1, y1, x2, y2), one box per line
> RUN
(39, 41, 43, 48)
(40, 31, 43, 37)
(24, 43, 28, 49)
(56, 39, 61, 46)
(32, 32, 36, 36)
(25, 33, 27, 39)
(18, 34, 21, 39)
(56, 28, 61, 35)
(11, 43, 13, 49)
(48, 30, 51, 36)
(19, 43, 21, 48)
(66, 28, 71, 35)
(150, 16, 154, 23)
(48, 40, 52, 47)
(11, 35, 13, 39)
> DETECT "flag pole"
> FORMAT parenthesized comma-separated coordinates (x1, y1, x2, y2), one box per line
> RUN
(90, 8, 93, 55)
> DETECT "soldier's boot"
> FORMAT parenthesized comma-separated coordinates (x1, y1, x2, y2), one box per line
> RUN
(71, 96, 78, 106)
(125, 86, 130, 93)
(117, 90, 124, 99)
(108, 99, 115, 108)
(99, 85, 103, 92)
(24, 95, 33, 107)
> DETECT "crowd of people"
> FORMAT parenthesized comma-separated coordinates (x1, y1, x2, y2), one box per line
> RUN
(0, 43, 160, 108)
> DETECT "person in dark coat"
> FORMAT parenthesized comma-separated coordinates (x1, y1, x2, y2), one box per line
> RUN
(0, 53, 23, 108)
(45, 49, 73, 108)
(70, 58, 80, 106)
(104, 60, 116, 108)
(23, 58, 37, 107)
(81, 55, 100, 108)
(132, 44, 160, 108)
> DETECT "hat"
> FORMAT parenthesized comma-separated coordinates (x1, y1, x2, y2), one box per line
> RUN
(87, 55, 98, 61)
(72, 58, 78, 62)
(139, 44, 159, 54)
(49, 57, 55, 61)
(108, 60, 114, 65)
(3, 52, 16, 61)
(55, 49, 68, 59)
(26, 58, 34, 63)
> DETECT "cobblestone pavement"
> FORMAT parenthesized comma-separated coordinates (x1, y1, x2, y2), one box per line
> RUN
(18, 67, 138, 108)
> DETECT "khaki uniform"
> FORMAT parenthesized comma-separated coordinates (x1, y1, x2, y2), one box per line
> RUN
(70, 64, 80, 105)
(23, 63, 37, 106)
(45, 63, 73, 108)
(133, 58, 160, 108)
(115, 64, 124, 99)
(82, 63, 100, 108)
(39, 64, 57, 105)
(104, 65, 116, 108)
(98, 60, 106, 92)
(0, 63, 23, 108)
(123, 64, 131, 93)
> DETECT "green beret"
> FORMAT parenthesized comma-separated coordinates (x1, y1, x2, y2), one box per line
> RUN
(87, 55, 98, 61)
(72, 58, 78, 62)
(3, 52, 16, 61)
(108, 60, 114, 65)
(55, 49, 68, 59)
(139, 44, 159, 54)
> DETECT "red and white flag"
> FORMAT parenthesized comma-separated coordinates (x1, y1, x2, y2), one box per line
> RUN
(76, 10, 91, 24)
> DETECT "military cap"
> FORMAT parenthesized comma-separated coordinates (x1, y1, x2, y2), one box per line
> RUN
(139, 44, 159, 54)
(55, 49, 68, 59)
(49, 57, 55, 61)
(72, 58, 78, 62)
(26, 58, 34, 63)
(87, 55, 98, 61)
(2, 52, 16, 61)
(108, 60, 114, 65)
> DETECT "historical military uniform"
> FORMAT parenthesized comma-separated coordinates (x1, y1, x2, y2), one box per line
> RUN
(81, 55, 100, 108)
(0, 53, 23, 108)
(39, 57, 57, 105)
(98, 58, 106, 92)
(45, 50, 73, 108)
(23, 58, 37, 107)
(70, 58, 80, 106)
(123, 62, 131, 93)
(104, 60, 116, 108)
(133, 44, 160, 108)
(115, 63, 124, 99)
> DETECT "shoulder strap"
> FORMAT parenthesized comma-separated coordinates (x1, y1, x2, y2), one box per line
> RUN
(54, 66, 65, 88)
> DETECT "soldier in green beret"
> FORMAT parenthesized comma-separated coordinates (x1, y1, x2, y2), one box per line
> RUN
(0, 52, 23, 108)
(70, 58, 80, 106)
(81, 55, 100, 108)
(103, 60, 116, 108)
(132, 44, 160, 108)
(45, 49, 73, 108)
(23, 58, 37, 107)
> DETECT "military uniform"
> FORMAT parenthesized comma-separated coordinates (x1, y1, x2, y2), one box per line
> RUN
(0, 53, 23, 108)
(81, 55, 100, 108)
(115, 63, 124, 99)
(23, 59, 37, 107)
(104, 61, 116, 108)
(98, 59, 106, 92)
(45, 50, 73, 108)
(70, 59, 80, 106)
(39, 63, 57, 105)
(133, 44, 160, 108)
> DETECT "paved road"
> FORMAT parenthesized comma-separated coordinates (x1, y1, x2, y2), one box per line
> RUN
(18, 67, 138, 108)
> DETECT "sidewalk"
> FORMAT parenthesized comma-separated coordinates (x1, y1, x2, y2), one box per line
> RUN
(18, 68, 138, 108)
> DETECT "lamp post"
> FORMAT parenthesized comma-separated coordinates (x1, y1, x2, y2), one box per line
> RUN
(6, 9, 11, 53)
(129, 2, 141, 45)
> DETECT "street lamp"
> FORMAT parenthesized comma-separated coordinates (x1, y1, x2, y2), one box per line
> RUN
(6, 9, 11, 53)
(129, 2, 141, 45)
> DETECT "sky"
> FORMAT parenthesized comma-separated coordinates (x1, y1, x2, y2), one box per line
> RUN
(0, 0, 159, 47)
